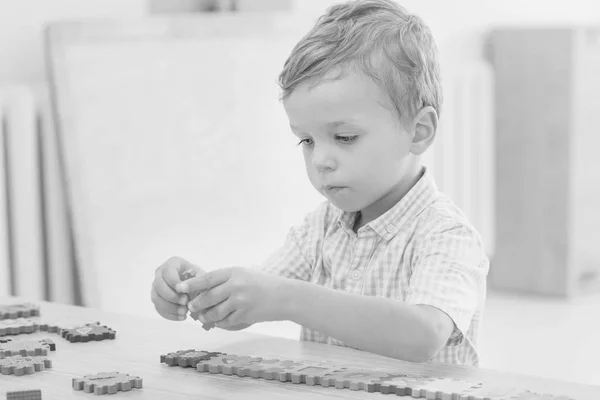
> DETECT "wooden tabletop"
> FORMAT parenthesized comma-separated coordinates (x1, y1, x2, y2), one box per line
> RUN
(2, 297, 600, 399)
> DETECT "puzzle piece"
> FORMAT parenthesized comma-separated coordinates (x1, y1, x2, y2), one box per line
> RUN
(0, 318, 39, 336)
(237, 358, 286, 378)
(0, 303, 40, 320)
(61, 325, 115, 342)
(412, 378, 483, 400)
(196, 354, 263, 375)
(0, 355, 52, 376)
(259, 360, 306, 381)
(328, 370, 393, 391)
(160, 349, 224, 367)
(179, 268, 215, 331)
(6, 389, 42, 400)
(72, 372, 143, 395)
(40, 320, 100, 334)
(287, 364, 349, 386)
(0, 338, 56, 358)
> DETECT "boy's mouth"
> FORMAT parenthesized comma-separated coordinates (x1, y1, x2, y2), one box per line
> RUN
(322, 185, 347, 192)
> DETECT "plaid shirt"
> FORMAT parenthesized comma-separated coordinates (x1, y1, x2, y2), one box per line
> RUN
(258, 167, 489, 366)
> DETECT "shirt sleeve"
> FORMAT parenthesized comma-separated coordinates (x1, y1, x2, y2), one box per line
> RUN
(405, 222, 488, 346)
(254, 201, 330, 282)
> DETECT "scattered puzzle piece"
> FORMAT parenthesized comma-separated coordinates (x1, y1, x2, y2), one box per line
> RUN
(6, 389, 42, 400)
(179, 268, 215, 331)
(0, 304, 40, 320)
(196, 354, 263, 375)
(40, 320, 100, 334)
(0, 318, 39, 336)
(329, 370, 393, 391)
(72, 372, 143, 395)
(416, 377, 483, 400)
(61, 325, 115, 343)
(160, 349, 224, 367)
(0, 338, 56, 358)
(0, 355, 52, 376)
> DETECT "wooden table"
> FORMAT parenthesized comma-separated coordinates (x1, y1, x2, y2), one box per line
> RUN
(2, 297, 600, 399)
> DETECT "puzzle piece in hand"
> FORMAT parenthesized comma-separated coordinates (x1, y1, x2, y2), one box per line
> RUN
(0, 355, 52, 376)
(0, 318, 39, 336)
(179, 268, 216, 331)
(0, 303, 40, 320)
(160, 349, 224, 367)
(40, 320, 100, 334)
(0, 338, 56, 358)
(62, 325, 115, 342)
(6, 389, 42, 400)
(72, 372, 143, 395)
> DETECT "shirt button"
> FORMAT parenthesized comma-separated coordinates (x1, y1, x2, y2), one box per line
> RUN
(352, 271, 361, 280)
(386, 224, 396, 233)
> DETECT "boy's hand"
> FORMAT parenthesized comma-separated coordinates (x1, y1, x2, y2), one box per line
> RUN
(151, 256, 206, 321)
(175, 267, 286, 329)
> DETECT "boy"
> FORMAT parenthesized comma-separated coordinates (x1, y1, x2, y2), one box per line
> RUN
(150, 0, 489, 366)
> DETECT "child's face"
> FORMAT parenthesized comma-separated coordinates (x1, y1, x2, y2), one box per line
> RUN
(283, 70, 419, 215)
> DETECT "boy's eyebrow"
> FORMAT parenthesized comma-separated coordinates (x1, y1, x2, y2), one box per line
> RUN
(326, 120, 361, 129)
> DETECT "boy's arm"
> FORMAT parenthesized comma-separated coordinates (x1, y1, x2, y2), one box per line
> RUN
(282, 223, 488, 362)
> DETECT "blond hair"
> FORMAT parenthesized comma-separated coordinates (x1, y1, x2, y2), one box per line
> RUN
(278, 0, 442, 120)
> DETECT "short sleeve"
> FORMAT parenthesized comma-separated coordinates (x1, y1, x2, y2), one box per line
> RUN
(405, 223, 488, 346)
(254, 201, 331, 282)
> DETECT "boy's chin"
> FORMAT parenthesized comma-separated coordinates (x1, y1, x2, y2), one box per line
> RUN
(326, 197, 363, 213)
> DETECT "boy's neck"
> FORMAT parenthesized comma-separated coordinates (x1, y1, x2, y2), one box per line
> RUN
(354, 165, 424, 232)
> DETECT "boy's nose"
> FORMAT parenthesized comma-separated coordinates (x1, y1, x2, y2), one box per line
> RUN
(311, 145, 337, 171)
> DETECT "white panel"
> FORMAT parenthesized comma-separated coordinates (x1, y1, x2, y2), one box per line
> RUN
(47, 18, 323, 315)
(0, 105, 10, 297)
(0, 85, 45, 300)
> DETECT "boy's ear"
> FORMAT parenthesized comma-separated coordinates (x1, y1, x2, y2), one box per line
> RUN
(409, 106, 438, 155)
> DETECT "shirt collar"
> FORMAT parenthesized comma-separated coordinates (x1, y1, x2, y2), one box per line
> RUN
(336, 167, 438, 240)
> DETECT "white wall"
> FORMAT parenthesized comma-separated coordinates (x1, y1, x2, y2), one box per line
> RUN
(0, 0, 147, 84)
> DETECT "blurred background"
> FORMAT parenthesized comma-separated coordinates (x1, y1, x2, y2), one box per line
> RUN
(0, 0, 599, 387)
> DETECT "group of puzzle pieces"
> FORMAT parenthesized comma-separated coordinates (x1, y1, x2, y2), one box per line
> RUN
(160, 349, 575, 400)
(1, 303, 140, 398)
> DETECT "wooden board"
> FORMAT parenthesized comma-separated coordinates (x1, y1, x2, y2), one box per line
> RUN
(45, 15, 323, 315)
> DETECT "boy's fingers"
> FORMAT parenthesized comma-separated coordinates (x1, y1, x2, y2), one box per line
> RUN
(154, 277, 188, 306)
(151, 288, 188, 318)
(176, 269, 231, 294)
(203, 299, 235, 324)
(188, 284, 229, 313)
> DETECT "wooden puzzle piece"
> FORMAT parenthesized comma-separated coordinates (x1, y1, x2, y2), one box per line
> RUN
(0, 318, 39, 336)
(72, 371, 143, 395)
(6, 389, 42, 400)
(0, 303, 40, 320)
(61, 325, 116, 342)
(414, 378, 483, 400)
(0, 338, 56, 358)
(259, 360, 306, 381)
(327, 370, 394, 391)
(289, 365, 350, 386)
(0, 355, 52, 376)
(160, 349, 224, 367)
(196, 354, 263, 375)
(179, 268, 215, 331)
(365, 373, 438, 396)
(40, 320, 100, 334)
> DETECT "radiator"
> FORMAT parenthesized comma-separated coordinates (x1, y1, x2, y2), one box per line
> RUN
(0, 84, 74, 303)
(0, 64, 494, 301)
(424, 61, 496, 257)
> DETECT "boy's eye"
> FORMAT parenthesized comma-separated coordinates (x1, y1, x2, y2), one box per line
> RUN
(336, 135, 358, 144)
(297, 138, 314, 146)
